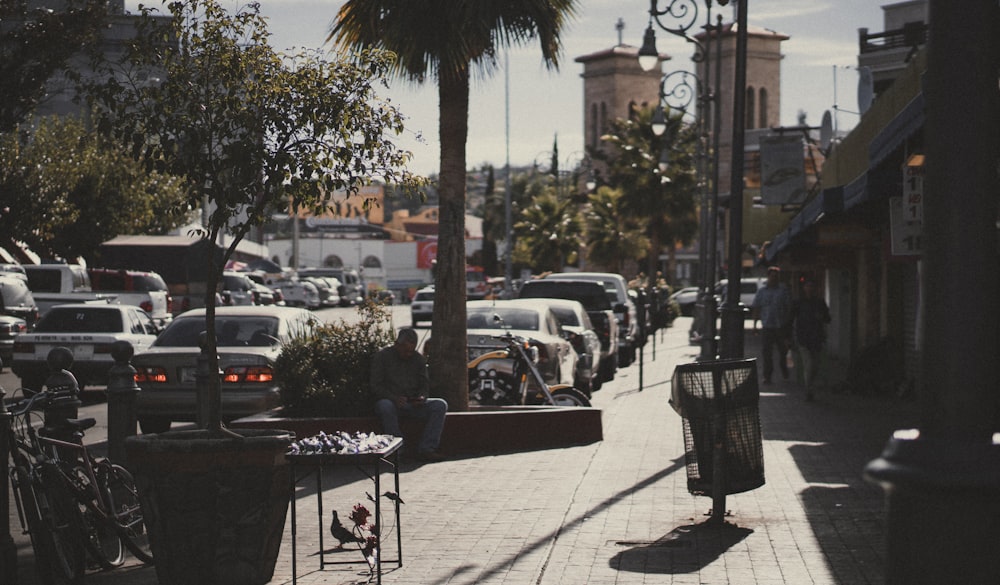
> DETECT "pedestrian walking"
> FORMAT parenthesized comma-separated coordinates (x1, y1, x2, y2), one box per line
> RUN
(792, 278, 831, 400)
(751, 266, 792, 384)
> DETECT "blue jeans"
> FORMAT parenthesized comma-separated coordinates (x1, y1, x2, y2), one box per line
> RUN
(374, 398, 448, 453)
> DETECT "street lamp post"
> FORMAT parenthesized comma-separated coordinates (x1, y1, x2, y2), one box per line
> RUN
(717, 0, 748, 360)
(638, 0, 723, 360)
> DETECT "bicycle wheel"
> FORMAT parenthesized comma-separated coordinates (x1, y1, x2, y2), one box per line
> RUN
(102, 463, 154, 565)
(68, 464, 125, 569)
(37, 462, 87, 584)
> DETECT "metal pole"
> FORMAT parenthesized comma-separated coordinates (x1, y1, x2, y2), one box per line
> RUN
(504, 52, 514, 298)
(0, 389, 16, 585)
(704, 14, 723, 358)
(718, 0, 748, 360)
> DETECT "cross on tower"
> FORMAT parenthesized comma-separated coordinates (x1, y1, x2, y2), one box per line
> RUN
(615, 17, 625, 46)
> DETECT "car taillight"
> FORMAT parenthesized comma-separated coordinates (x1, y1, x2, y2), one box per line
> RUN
(140, 300, 153, 312)
(135, 366, 168, 383)
(223, 365, 274, 383)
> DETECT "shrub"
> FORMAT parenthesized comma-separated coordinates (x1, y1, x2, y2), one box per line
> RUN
(275, 300, 396, 417)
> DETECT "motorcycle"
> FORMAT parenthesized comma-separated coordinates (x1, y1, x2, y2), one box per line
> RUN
(467, 330, 591, 407)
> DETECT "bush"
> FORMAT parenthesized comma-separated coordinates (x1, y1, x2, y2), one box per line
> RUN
(275, 300, 396, 417)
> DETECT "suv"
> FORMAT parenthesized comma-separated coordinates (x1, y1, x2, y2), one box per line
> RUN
(410, 286, 434, 326)
(89, 268, 174, 328)
(516, 279, 619, 382)
(544, 272, 639, 366)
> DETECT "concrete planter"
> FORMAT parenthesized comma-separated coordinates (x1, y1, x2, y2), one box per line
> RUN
(232, 405, 603, 456)
(125, 428, 294, 585)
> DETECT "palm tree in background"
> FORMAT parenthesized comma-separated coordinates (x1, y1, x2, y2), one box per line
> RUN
(585, 186, 649, 274)
(329, 0, 579, 410)
(514, 188, 582, 272)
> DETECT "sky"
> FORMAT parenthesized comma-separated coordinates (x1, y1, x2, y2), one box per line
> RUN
(127, 0, 889, 177)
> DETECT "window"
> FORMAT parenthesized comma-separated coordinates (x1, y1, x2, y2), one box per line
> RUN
(758, 88, 768, 128)
(745, 87, 755, 129)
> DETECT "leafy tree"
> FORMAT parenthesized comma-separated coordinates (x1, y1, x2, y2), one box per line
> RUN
(596, 106, 699, 284)
(0, 116, 191, 259)
(81, 0, 419, 432)
(584, 185, 649, 274)
(329, 0, 579, 411)
(0, 0, 108, 131)
(513, 188, 582, 272)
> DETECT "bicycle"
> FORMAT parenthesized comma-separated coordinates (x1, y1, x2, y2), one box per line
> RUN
(7, 387, 154, 584)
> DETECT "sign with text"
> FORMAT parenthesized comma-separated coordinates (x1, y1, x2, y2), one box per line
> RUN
(889, 195, 923, 256)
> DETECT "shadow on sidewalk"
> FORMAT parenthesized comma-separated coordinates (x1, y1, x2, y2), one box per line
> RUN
(609, 521, 754, 574)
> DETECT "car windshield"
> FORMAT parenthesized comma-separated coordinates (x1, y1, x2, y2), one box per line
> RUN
(468, 308, 539, 331)
(154, 316, 281, 347)
(35, 308, 123, 333)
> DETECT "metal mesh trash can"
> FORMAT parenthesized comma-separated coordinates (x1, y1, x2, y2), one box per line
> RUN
(670, 358, 764, 497)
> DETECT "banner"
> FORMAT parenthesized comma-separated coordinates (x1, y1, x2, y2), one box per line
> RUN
(760, 135, 807, 205)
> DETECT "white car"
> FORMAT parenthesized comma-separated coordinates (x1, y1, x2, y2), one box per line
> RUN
(511, 298, 603, 395)
(11, 303, 159, 391)
(133, 306, 317, 433)
(410, 286, 434, 326)
(271, 279, 321, 309)
(670, 287, 701, 316)
(465, 299, 578, 388)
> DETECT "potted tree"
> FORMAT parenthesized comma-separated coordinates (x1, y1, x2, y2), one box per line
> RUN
(80, 1, 420, 583)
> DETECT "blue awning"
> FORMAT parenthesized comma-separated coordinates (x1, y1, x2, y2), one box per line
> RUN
(869, 92, 925, 168)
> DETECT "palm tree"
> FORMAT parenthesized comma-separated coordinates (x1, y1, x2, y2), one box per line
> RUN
(514, 188, 583, 272)
(597, 106, 699, 285)
(584, 185, 649, 274)
(329, 0, 579, 410)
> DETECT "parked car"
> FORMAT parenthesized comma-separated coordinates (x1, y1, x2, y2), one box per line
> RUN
(0, 315, 27, 370)
(715, 277, 767, 317)
(220, 271, 256, 306)
(465, 299, 578, 388)
(374, 289, 396, 305)
(511, 298, 602, 396)
(133, 305, 317, 434)
(302, 276, 340, 307)
(246, 272, 283, 306)
(11, 303, 159, 391)
(670, 286, 700, 316)
(410, 286, 434, 326)
(516, 278, 619, 383)
(297, 267, 364, 306)
(271, 279, 321, 309)
(0, 273, 39, 328)
(88, 267, 174, 329)
(544, 272, 639, 366)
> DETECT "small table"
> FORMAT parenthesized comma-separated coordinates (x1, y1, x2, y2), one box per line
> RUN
(287, 437, 403, 584)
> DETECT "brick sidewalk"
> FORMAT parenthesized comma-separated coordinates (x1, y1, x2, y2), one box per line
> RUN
(12, 317, 919, 584)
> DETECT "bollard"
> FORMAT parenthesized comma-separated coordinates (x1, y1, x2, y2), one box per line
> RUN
(107, 341, 140, 464)
(0, 389, 17, 584)
(42, 347, 81, 434)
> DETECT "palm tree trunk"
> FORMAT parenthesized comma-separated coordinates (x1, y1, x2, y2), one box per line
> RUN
(429, 65, 470, 411)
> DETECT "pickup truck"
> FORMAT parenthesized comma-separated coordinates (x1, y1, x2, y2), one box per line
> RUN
(23, 264, 115, 318)
(516, 279, 620, 383)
